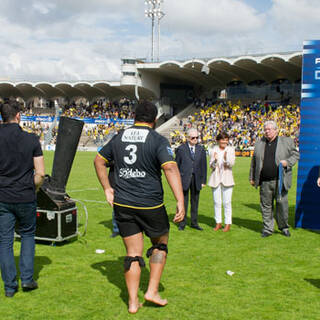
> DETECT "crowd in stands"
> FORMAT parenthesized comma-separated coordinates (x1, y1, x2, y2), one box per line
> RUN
(20, 98, 136, 146)
(170, 101, 300, 151)
(21, 121, 52, 142)
(17, 98, 301, 150)
(62, 98, 136, 120)
(61, 98, 136, 146)
(83, 123, 125, 146)
(21, 119, 127, 147)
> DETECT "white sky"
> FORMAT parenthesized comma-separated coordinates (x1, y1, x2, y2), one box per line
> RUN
(0, 0, 319, 81)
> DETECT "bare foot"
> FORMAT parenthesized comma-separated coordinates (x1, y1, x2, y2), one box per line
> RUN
(144, 292, 168, 306)
(128, 302, 142, 314)
(213, 223, 222, 231)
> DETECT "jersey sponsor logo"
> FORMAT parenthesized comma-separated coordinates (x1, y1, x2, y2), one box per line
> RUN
(121, 128, 149, 143)
(119, 168, 146, 179)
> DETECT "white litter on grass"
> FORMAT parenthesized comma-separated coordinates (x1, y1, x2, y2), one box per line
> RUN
(95, 249, 105, 254)
(226, 270, 235, 276)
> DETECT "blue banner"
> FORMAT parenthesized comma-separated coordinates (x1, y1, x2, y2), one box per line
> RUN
(0, 114, 134, 126)
(295, 40, 320, 230)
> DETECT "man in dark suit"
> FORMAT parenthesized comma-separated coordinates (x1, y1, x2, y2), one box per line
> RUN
(175, 128, 207, 230)
(249, 120, 299, 238)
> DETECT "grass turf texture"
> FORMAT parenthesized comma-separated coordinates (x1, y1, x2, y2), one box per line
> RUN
(1, 152, 319, 320)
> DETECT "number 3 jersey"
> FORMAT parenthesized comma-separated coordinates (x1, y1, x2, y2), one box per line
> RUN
(98, 124, 175, 208)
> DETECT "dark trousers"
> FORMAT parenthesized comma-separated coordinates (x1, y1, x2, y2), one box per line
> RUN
(180, 174, 200, 227)
(0, 201, 36, 293)
(259, 180, 289, 234)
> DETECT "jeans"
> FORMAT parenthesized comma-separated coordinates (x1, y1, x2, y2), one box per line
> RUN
(0, 201, 36, 293)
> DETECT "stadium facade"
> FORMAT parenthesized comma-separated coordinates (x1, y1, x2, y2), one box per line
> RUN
(0, 51, 302, 112)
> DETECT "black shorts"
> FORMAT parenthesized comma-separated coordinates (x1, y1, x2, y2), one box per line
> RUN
(114, 204, 170, 238)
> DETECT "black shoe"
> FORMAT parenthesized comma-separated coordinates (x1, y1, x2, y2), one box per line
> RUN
(5, 287, 18, 298)
(110, 232, 120, 238)
(22, 280, 38, 292)
(191, 225, 203, 231)
(261, 231, 272, 238)
(282, 229, 291, 237)
(178, 225, 185, 231)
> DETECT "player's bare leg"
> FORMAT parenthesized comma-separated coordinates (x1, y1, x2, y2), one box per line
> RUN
(144, 233, 168, 306)
(122, 232, 144, 314)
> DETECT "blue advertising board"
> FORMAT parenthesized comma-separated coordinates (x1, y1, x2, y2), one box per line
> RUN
(0, 114, 134, 126)
(295, 40, 320, 229)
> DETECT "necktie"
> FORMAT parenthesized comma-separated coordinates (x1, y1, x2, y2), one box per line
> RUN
(190, 147, 195, 160)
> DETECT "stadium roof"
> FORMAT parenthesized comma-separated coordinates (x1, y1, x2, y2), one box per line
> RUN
(0, 81, 132, 103)
(0, 51, 302, 102)
(137, 51, 302, 89)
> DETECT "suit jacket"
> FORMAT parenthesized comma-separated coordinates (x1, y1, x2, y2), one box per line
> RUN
(175, 143, 207, 192)
(207, 145, 235, 188)
(249, 136, 299, 190)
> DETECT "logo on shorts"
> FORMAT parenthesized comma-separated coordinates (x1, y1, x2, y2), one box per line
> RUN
(119, 168, 146, 179)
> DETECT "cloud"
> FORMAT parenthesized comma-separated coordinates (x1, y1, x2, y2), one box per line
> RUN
(0, 0, 317, 83)
(0, 0, 148, 81)
(270, 0, 320, 37)
(8, 53, 21, 71)
(163, 0, 265, 35)
(0, 0, 143, 29)
(32, 2, 56, 15)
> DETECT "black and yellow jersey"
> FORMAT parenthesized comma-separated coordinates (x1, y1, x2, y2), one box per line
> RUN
(98, 124, 175, 208)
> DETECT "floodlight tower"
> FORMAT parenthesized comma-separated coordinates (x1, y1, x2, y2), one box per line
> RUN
(145, 0, 165, 62)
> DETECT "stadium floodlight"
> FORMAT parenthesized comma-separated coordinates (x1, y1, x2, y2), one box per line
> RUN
(144, 0, 165, 62)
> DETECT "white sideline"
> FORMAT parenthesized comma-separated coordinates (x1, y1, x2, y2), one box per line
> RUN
(71, 199, 106, 204)
(67, 188, 98, 192)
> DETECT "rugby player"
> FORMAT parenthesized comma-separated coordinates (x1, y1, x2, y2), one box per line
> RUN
(94, 101, 185, 314)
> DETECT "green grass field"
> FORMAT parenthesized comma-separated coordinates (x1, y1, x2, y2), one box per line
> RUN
(1, 152, 320, 320)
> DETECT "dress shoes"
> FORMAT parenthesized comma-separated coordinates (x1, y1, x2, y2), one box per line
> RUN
(5, 287, 18, 298)
(191, 225, 203, 231)
(261, 231, 272, 238)
(213, 223, 222, 231)
(178, 225, 185, 231)
(110, 231, 120, 238)
(22, 280, 38, 292)
(282, 229, 291, 237)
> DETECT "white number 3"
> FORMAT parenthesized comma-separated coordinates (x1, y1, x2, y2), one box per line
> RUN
(124, 144, 137, 164)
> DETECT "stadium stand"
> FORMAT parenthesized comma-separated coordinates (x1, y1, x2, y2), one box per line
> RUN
(166, 101, 300, 153)
(19, 99, 137, 147)
(18, 97, 300, 152)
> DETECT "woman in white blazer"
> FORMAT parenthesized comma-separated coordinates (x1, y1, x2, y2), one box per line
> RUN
(208, 132, 235, 232)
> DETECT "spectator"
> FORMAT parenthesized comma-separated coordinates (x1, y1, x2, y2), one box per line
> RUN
(208, 132, 235, 232)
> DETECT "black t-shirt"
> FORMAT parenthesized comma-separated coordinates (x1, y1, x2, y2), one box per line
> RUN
(98, 124, 175, 208)
(260, 136, 278, 181)
(0, 123, 43, 203)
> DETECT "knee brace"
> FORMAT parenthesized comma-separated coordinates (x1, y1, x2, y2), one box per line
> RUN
(124, 256, 145, 271)
(146, 243, 168, 258)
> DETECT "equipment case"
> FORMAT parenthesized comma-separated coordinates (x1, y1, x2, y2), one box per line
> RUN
(15, 206, 78, 242)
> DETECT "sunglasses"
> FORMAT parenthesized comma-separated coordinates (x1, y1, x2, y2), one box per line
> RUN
(190, 136, 198, 140)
